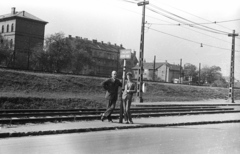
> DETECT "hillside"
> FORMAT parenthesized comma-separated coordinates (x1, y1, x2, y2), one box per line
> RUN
(0, 68, 239, 109)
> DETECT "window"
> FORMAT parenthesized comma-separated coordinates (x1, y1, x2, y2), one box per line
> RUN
(10, 39, 13, 48)
(7, 25, 9, 33)
(1, 25, 4, 33)
(11, 24, 14, 32)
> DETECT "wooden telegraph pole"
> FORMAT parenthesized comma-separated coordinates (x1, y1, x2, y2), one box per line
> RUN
(136, 0, 149, 103)
(199, 63, 201, 86)
(179, 58, 182, 84)
(153, 55, 156, 81)
(228, 30, 238, 103)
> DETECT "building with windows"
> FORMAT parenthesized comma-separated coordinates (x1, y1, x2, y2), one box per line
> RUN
(66, 35, 138, 77)
(0, 7, 47, 68)
(132, 62, 181, 82)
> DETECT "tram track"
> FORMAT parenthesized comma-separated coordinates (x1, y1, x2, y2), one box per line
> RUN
(0, 104, 240, 124)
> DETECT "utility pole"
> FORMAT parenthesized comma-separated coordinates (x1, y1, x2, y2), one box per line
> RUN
(153, 55, 156, 81)
(228, 30, 238, 103)
(179, 58, 182, 84)
(165, 60, 168, 82)
(199, 63, 201, 86)
(136, 0, 149, 103)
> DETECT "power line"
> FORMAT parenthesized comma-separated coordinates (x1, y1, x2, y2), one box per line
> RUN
(215, 18, 240, 24)
(115, 6, 175, 25)
(149, 27, 240, 52)
(150, 0, 234, 31)
(117, 0, 240, 48)
(146, 22, 240, 47)
(118, 0, 137, 4)
(148, 4, 230, 35)
(118, 0, 232, 36)
(148, 18, 240, 26)
(146, 7, 229, 35)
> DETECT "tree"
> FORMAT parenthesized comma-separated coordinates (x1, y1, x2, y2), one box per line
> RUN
(31, 32, 95, 73)
(31, 45, 50, 71)
(200, 65, 227, 87)
(183, 63, 198, 83)
(45, 32, 73, 72)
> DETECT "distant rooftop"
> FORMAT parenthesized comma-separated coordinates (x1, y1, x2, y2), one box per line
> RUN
(132, 62, 181, 70)
(67, 35, 125, 53)
(0, 7, 48, 24)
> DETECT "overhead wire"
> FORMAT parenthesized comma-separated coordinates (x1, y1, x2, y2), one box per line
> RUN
(149, 27, 240, 52)
(117, 0, 240, 50)
(150, 0, 234, 31)
(146, 5, 240, 47)
(146, 7, 230, 35)
(118, 0, 137, 4)
(148, 4, 230, 35)
(147, 18, 240, 25)
(145, 22, 240, 47)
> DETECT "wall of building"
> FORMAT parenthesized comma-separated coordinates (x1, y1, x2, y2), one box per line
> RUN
(169, 70, 180, 82)
(0, 19, 16, 49)
(157, 64, 168, 82)
(14, 18, 45, 51)
(16, 18, 45, 37)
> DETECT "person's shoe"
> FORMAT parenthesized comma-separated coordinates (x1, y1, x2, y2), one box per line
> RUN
(108, 117, 113, 122)
(130, 121, 134, 124)
(108, 119, 113, 123)
(125, 121, 129, 124)
(101, 114, 105, 122)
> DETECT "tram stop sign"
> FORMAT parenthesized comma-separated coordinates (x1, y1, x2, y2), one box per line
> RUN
(120, 49, 131, 59)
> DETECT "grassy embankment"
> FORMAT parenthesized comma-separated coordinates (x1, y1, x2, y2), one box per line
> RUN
(0, 68, 239, 109)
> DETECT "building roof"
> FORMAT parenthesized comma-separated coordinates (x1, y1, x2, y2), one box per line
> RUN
(132, 62, 181, 71)
(67, 36, 124, 53)
(132, 62, 165, 70)
(168, 64, 181, 71)
(0, 10, 48, 24)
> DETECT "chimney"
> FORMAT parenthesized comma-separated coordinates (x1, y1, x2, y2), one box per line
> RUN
(22, 11, 25, 16)
(68, 35, 72, 39)
(114, 43, 117, 46)
(11, 7, 16, 15)
(101, 41, 104, 44)
(120, 44, 122, 48)
(92, 39, 97, 43)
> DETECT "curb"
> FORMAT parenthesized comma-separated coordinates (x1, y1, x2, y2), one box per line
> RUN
(1, 120, 240, 138)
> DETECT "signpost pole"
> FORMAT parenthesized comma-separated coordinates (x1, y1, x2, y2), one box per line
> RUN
(119, 49, 131, 123)
(119, 59, 126, 123)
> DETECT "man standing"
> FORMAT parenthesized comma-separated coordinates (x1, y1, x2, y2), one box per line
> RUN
(101, 70, 122, 122)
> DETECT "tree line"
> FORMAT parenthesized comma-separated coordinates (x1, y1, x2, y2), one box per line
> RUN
(183, 63, 228, 87)
(0, 32, 94, 74)
(0, 32, 228, 87)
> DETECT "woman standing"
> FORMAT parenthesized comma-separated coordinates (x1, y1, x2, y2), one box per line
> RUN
(122, 72, 136, 124)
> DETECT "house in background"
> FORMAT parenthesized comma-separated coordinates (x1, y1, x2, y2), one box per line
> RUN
(66, 35, 138, 77)
(0, 7, 48, 68)
(132, 62, 181, 82)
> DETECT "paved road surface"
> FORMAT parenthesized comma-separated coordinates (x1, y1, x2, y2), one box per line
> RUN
(1, 123, 240, 154)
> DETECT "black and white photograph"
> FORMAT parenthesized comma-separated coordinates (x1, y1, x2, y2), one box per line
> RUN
(0, 0, 240, 153)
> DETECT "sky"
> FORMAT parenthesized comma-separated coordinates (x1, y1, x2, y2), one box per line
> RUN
(1, 0, 240, 79)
